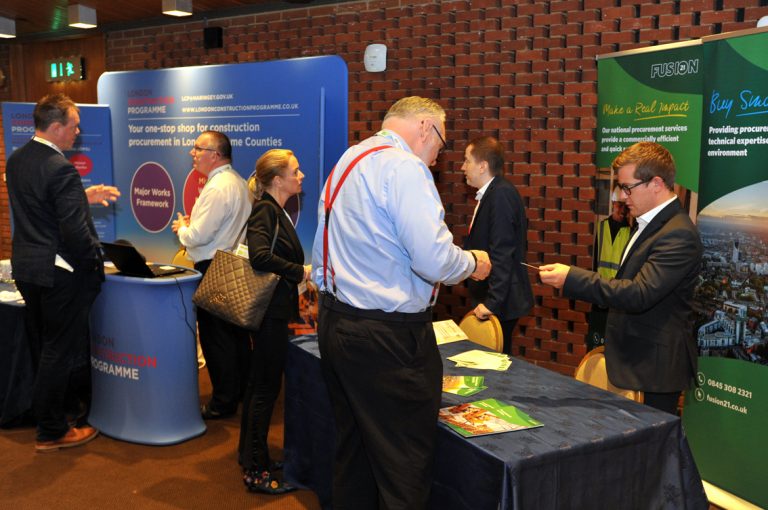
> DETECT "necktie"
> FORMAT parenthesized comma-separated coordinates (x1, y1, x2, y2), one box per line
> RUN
(469, 197, 480, 233)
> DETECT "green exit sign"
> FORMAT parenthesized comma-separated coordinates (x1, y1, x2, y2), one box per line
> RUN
(45, 56, 84, 82)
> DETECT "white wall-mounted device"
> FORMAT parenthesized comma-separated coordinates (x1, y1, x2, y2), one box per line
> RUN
(364, 44, 387, 72)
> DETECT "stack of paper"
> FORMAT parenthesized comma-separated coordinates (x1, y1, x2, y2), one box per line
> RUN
(447, 349, 511, 371)
(0, 289, 23, 304)
(433, 319, 468, 345)
(442, 375, 487, 396)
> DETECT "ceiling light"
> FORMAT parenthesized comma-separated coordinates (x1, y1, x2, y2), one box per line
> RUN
(0, 16, 16, 38)
(163, 0, 193, 17)
(68, 4, 98, 29)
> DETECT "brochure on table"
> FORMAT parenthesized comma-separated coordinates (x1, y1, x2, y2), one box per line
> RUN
(439, 398, 543, 438)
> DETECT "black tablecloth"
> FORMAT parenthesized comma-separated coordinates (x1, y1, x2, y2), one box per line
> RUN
(284, 335, 707, 510)
(0, 283, 33, 427)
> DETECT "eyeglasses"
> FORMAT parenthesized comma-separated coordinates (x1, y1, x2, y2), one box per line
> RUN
(194, 145, 218, 154)
(431, 124, 447, 154)
(618, 178, 652, 196)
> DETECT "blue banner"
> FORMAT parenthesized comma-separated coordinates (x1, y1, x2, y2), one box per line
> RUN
(2, 102, 116, 241)
(97, 56, 348, 262)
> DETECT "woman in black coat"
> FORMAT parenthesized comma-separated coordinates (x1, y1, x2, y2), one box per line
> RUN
(238, 149, 310, 494)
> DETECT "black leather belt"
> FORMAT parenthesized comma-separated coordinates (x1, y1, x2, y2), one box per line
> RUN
(320, 293, 431, 323)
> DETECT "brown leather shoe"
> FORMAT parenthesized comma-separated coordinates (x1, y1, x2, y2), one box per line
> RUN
(35, 426, 99, 453)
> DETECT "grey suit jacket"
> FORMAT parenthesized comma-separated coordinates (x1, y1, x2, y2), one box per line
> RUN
(7, 139, 103, 287)
(563, 200, 702, 392)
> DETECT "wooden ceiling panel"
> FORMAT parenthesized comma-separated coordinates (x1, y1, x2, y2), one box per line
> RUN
(0, 0, 322, 39)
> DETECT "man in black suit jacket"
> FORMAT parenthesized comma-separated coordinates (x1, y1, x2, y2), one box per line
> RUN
(463, 136, 534, 354)
(540, 142, 702, 414)
(7, 94, 118, 452)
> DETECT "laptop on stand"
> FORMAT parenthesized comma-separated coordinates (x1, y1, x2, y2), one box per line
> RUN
(101, 242, 187, 278)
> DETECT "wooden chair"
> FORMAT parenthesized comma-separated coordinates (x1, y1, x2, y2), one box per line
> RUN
(171, 247, 194, 268)
(458, 312, 504, 353)
(574, 346, 644, 403)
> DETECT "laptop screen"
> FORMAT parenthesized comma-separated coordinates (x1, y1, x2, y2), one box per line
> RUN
(100, 242, 184, 278)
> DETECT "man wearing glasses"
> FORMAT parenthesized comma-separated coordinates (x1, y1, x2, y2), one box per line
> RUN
(539, 141, 702, 415)
(312, 96, 491, 509)
(172, 130, 251, 419)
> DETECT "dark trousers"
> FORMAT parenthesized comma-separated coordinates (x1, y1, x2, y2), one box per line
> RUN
(318, 298, 442, 510)
(644, 391, 681, 415)
(500, 318, 519, 355)
(16, 267, 101, 441)
(238, 317, 289, 470)
(195, 259, 251, 414)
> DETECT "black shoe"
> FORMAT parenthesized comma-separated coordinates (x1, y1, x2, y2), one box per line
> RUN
(243, 468, 296, 495)
(200, 403, 234, 420)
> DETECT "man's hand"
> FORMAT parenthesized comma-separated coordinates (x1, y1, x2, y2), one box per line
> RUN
(171, 212, 190, 234)
(538, 263, 571, 289)
(85, 184, 121, 206)
(472, 303, 493, 320)
(469, 250, 491, 281)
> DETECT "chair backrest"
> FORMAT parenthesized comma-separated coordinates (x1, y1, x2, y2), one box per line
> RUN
(574, 346, 644, 403)
(171, 247, 194, 268)
(458, 313, 504, 353)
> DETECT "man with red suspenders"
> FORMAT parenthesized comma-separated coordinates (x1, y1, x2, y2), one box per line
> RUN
(312, 97, 491, 509)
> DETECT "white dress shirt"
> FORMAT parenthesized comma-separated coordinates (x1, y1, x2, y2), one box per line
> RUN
(620, 195, 678, 266)
(178, 163, 251, 263)
(469, 176, 494, 233)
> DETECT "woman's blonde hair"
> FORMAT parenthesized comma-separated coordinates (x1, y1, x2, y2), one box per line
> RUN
(248, 149, 295, 200)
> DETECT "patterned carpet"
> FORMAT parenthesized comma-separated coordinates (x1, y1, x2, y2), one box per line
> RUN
(0, 367, 321, 510)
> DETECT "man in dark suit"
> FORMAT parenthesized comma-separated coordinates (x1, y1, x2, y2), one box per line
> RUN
(6, 93, 117, 452)
(463, 136, 533, 354)
(540, 142, 702, 414)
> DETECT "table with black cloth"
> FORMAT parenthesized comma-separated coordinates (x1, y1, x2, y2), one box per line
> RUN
(0, 282, 33, 427)
(284, 334, 707, 510)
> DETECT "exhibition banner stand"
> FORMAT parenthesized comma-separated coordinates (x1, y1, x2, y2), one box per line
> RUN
(596, 28, 768, 508)
(683, 28, 768, 510)
(97, 56, 348, 262)
(1, 102, 117, 241)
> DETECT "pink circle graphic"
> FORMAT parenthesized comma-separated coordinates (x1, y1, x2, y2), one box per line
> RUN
(182, 169, 208, 215)
(69, 153, 93, 177)
(130, 162, 176, 233)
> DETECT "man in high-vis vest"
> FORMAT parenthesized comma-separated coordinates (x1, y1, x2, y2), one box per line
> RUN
(596, 187, 631, 279)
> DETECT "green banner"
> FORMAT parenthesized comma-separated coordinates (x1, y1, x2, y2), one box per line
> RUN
(683, 359, 767, 508)
(685, 31, 768, 509)
(597, 44, 703, 191)
(698, 32, 768, 210)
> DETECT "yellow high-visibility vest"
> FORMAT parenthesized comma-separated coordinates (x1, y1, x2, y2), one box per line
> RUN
(597, 219, 630, 279)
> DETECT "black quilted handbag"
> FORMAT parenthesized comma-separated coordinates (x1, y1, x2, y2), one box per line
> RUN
(192, 221, 280, 331)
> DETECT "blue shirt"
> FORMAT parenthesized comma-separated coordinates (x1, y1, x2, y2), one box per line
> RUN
(311, 130, 475, 313)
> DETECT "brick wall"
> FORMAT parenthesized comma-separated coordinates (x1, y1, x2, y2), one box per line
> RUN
(0, 43, 12, 260)
(106, 0, 768, 375)
(3, 0, 767, 375)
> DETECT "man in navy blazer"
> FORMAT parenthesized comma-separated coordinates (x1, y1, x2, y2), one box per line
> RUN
(7, 93, 118, 451)
(463, 136, 534, 354)
(540, 142, 702, 414)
